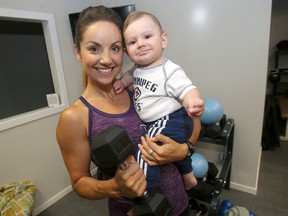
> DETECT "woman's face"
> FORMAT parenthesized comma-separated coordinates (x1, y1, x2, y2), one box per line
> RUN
(75, 21, 124, 85)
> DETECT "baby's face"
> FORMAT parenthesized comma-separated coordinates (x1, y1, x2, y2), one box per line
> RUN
(124, 15, 167, 68)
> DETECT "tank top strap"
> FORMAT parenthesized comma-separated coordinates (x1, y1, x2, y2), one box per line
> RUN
(78, 96, 94, 140)
(79, 96, 93, 109)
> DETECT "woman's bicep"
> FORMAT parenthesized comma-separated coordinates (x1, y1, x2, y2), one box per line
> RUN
(56, 108, 91, 185)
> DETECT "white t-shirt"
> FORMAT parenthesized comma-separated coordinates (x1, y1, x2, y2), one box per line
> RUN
(131, 58, 196, 122)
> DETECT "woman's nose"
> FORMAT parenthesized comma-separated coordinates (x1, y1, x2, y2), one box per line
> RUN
(99, 50, 112, 64)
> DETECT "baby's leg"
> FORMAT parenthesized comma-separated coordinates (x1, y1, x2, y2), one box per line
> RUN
(174, 156, 198, 190)
(146, 108, 196, 190)
(135, 148, 161, 188)
(182, 171, 198, 190)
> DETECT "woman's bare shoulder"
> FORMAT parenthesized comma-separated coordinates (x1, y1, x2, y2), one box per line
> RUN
(60, 100, 86, 123)
(56, 100, 88, 142)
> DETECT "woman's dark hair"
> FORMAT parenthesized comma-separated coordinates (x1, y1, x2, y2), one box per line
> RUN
(74, 5, 123, 48)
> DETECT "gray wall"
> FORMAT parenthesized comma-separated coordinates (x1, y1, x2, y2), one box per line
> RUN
(0, 0, 272, 214)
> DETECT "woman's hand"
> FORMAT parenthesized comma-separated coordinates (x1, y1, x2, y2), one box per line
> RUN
(139, 119, 201, 166)
(114, 155, 147, 197)
(138, 134, 189, 166)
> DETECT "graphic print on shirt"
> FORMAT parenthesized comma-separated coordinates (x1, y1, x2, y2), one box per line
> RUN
(134, 87, 142, 112)
(133, 76, 158, 113)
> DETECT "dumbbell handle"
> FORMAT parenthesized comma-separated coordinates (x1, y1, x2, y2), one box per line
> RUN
(119, 161, 130, 170)
(118, 160, 149, 198)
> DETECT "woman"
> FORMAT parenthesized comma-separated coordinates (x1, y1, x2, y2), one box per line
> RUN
(56, 5, 198, 216)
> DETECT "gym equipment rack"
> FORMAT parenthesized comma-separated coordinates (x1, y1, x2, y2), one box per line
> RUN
(188, 118, 234, 216)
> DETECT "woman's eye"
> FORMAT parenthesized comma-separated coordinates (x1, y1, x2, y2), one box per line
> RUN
(89, 46, 101, 53)
(112, 45, 121, 52)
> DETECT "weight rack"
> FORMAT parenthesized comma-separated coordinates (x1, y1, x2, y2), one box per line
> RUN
(187, 118, 234, 216)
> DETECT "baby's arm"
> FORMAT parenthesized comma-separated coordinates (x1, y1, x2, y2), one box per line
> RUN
(183, 88, 204, 118)
(113, 70, 134, 94)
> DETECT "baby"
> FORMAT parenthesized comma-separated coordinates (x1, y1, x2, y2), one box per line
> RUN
(114, 11, 204, 190)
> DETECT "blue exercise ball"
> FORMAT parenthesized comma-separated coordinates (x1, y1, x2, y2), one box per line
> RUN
(200, 98, 224, 125)
(191, 152, 208, 179)
(218, 206, 230, 216)
(221, 199, 234, 209)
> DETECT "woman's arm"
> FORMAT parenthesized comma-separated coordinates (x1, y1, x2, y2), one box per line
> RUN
(138, 118, 201, 166)
(56, 106, 146, 199)
(190, 117, 201, 144)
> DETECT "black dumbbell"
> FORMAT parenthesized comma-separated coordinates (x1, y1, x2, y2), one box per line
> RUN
(189, 198, 198, 210)
(205, 124, 221, 139)
(91, 125, 171, 216)
(197, 203, 208, 215)
(189, 199, 208, 215)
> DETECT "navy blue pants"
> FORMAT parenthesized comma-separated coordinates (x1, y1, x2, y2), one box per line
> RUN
(146, 107, 194, 175)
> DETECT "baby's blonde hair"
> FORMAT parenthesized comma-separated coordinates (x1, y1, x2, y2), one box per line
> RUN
(123, 11, 164, 34)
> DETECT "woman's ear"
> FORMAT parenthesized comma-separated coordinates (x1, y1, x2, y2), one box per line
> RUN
(74, 44, 82, 62)
(161, 32, 168, 49)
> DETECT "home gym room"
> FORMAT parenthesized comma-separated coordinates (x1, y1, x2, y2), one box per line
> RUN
(0, 0, 287, 215)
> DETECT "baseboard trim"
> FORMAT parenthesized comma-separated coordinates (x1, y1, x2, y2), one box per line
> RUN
(33, 168, 98, 215)
(230, 181, 257, 195)
(33, 185, 72, 215)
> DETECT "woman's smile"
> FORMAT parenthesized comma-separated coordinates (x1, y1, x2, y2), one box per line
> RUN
(96, 67, 114, 74)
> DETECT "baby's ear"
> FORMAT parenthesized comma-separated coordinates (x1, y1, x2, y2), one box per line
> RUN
(161, 32, 168, 49)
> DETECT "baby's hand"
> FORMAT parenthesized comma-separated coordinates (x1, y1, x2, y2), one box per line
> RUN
(113, 80, 125, 94)
(186, 98, 204, 118)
